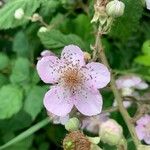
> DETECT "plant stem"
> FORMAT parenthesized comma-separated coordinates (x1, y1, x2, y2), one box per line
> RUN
(0, 117, 50, 150)
(95, 31, 141, 148)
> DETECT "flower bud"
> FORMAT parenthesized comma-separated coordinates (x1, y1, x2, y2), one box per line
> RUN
(31, 13, 41, 22)
(87, 137, 100, 144)
(14, 8, 24, 20)
(99, 119, 123, 146)
(84, 52, 91, 62)
(38, 26, 48, 33)
(65, 117, 80, 131)
(106, 0, 125, 18)
(63, 131, 91, 150)
(90, 144, 102, 150)
(137, 144, 150, 150)
(121, 87, 133, 96)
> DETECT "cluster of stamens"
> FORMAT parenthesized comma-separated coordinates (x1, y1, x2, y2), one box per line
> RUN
(60, 67, 85, 93)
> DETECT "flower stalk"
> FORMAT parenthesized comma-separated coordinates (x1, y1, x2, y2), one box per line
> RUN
(94, 30, 141, 148)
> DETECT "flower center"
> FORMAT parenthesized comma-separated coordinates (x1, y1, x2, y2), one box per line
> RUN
(61, 68, 83, 90)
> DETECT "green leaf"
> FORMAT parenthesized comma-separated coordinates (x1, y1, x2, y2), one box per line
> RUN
(142, 40, 150, 55)
(0, 85, 23, 119)
(72, 14, 93, 41)
(13, 32, 30, 57)
(0, 53, 9, 70)
(10, 58, 30, 84)
(38, 29, 87, 50)
(0, 0, 42, 29)
(0, 74, 9, 88)
(24, 86, 47, 120)
(134, 55, 150, 66)
(110, 0, 143, 40)
(0, 110, 32, 132)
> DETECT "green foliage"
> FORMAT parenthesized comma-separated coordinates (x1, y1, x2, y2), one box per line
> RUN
(38, 29, 88, 50)
(0, 85, 23, 119)
(135, 55, 150, 66)
(13, 32, 30, 57)
(142, 40, 150, 55)
(24, 86, 47, 120)
(0, 74, 9, 88)
(10, 57, 30, 84)
(0, 53, 9, 70)
(134, 40, 150, 66)
(0, 0, 42, 29)
(110, 0, 143, 40)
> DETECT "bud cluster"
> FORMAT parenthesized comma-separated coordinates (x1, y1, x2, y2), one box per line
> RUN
(91, 0, 125, 33)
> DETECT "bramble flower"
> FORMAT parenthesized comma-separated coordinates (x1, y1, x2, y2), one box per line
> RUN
(113, 75, 148, 108)
(116, 75, 148, 90)
(37, 45, 110, 116)
(81, 113, 109, 134)
(135, 114, 150, 144)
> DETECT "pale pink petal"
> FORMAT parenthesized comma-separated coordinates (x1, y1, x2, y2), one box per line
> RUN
(135, 81, 149, 90)
(85, 62, 110, 89)
(74, 89, 102, 116)
(135, 125, 145, 140)
(61, 45, 85, 66)
(37, 56, 61, 84)
(146, 0, 150, 10)
(44, 86, 73, 116)
(136, 115, 150, 125)
(41, 50, 55, 57)
(116, 75, 141, 89)
(144, 135, 150, 144)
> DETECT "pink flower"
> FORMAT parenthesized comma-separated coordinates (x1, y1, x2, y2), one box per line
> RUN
(81, 113, 109, 134)
(135, 114, 150, 144)
(37, 45, 110, 117)
(116, 75, 148, 90)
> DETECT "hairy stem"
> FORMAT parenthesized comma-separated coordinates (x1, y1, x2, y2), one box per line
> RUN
(95, 31, 141, 148)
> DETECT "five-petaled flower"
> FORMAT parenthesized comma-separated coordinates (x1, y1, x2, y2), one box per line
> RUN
(135, 114, 150, 144)
(37, 45, 110, 116)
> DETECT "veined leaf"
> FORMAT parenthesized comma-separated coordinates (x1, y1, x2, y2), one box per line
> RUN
(0, 0, 42, 29)
(38, 29, 87, 51)
(0, 85, 23, 119)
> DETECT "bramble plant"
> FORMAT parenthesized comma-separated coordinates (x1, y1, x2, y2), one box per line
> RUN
(0, 0, 150, 150)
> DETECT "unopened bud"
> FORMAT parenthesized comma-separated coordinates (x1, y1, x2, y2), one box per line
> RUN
(14, 8, 24, 20)
(84, 52, 91, 62)
(121, 87, 133, 96)
(138, 144, 150, 150)
(31, 13, 41, 22)
(39, 26, 48, 33)
(87, 137, 100, 145)
(99, 119, 123, 146)
(65, 117, 80, 131)
(90, 144, 102, 150)
(106, 0, 125, 18)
